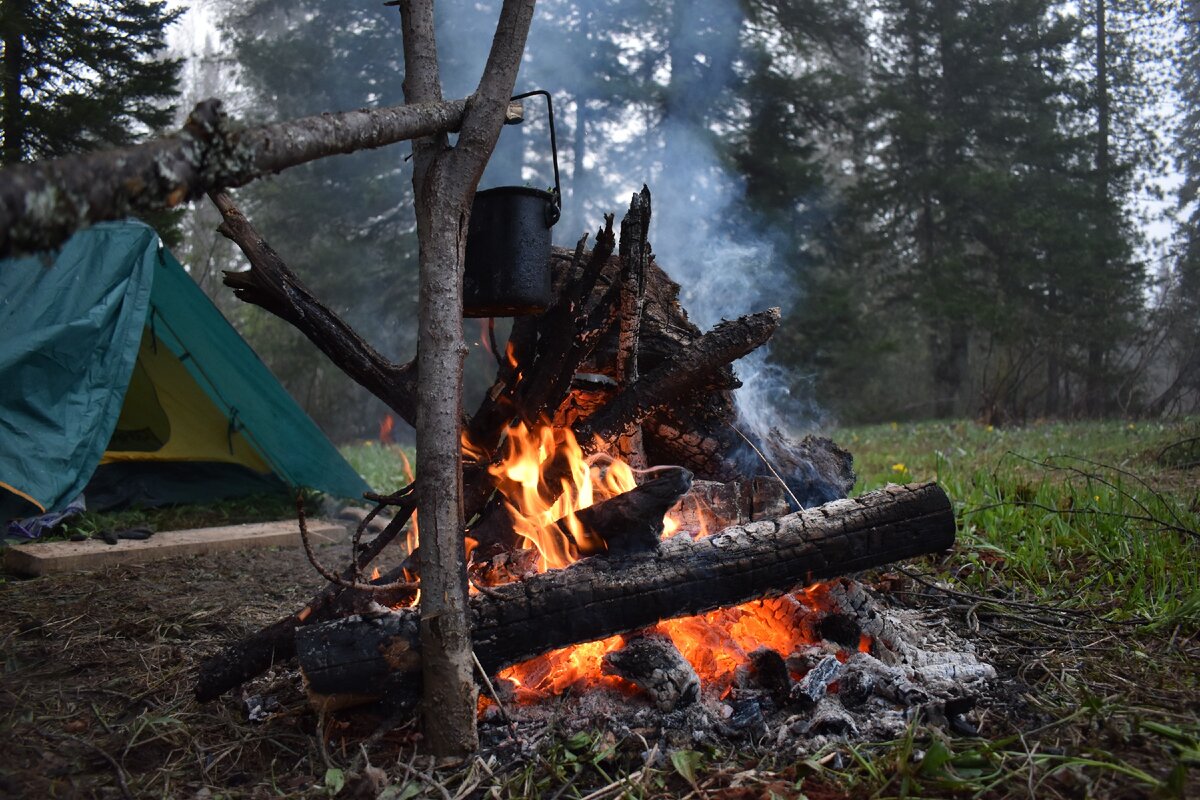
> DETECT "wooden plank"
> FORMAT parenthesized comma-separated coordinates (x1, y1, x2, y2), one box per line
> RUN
(3, 519, 344, 577)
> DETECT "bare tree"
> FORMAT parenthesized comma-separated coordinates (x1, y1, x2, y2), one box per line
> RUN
(395, 0, 536, 759)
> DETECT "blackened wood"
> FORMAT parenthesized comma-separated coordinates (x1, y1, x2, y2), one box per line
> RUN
(602, 632, 699, 712)
(615, 187, 652, 466)
(575, 309, 781, 447)
(194, 494, 417, 701)
(295, 482, 955, 696)
(469, 466, 692, 556)
(460, 220, 619, 523)
(212, 191, 420, 426)
(561, 467, 692, 556)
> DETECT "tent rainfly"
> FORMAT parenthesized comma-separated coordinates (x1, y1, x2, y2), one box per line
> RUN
(0, 221, 369, 522)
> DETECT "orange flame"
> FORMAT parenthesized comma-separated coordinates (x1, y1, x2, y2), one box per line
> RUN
(481, 418, 861, 701)
(486, 420, 639, 571)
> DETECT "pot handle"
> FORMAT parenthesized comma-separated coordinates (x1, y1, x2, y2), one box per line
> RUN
(510, 89, 562, 228)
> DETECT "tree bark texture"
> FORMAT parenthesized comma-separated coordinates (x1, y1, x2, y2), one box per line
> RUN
(0, 93, 523, 258)
(399, 0, 537, 759)
(295, 482, 954, 697)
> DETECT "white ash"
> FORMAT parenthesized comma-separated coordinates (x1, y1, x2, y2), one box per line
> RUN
(481, 579, 996, 751)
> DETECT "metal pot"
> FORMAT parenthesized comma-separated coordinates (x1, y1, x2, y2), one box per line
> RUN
(463, 90, 562, 318)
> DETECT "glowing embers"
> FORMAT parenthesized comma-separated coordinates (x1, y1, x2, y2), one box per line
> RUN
(494, 589, 876, 708)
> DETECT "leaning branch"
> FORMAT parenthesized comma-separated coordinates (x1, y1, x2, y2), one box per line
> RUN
(0, 96, 521, 258)
(210, 191, 420, 426)
(577, 307, 782, 446)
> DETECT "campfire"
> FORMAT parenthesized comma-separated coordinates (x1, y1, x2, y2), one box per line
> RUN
(198, 188, 991, 745)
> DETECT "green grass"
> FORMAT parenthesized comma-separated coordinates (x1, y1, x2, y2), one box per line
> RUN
(340, 441, 416, 493)
(821, 417, 1200, 798)
(336, 417, 1198, 797)
(5, 492, 307, 546)
(844, 418, 1200, 625)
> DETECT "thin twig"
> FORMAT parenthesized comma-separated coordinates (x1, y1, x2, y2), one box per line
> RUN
(471, 649, 518, 736)
(893, 567, 1154, 626)
(58, 734, 133, 800)
(297, 494, 417, 593)
(395, 759, 454, 800)
(729, 424, 802, 510)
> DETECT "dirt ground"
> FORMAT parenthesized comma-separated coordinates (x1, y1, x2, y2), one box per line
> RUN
(1, 528, 1195, 799)
(0, 537, 366, 799)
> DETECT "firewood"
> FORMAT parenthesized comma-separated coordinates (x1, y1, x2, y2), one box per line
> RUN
(615, 186, 652, 466)
(602, 632, 699, 712)
(194, 492, 417, 702)
(574, 308, 781, 447)
(295, 482, 954, 699)
(561, 466, 692, 556)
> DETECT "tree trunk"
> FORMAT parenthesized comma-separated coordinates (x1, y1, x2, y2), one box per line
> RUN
(295, 482, 955, 698)
(398, 0, 537, 760)
(1087, 0, 1110, 417)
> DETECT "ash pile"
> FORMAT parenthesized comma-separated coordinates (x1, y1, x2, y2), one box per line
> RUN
(479, 576, 996, 755)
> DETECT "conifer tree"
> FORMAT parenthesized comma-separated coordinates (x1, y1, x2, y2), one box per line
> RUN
(0, 0, 181, 165)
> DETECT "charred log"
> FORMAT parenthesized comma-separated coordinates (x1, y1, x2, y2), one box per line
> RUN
(194, 493, 417, 702)
(562, 466, 692, 556)
(295, 482, 954, 698)
(574, 308, 781, 447)
(602, 633, 699, 712)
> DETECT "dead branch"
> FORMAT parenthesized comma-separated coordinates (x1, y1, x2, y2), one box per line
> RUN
(211, 190, 419, 425)
(0, 96, 522, 258)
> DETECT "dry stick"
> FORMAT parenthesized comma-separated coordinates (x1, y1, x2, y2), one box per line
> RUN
(470, 650, 519, 740)
(58, 735, 133, 800)
(194, 488, 419, 701)
(211, 190, 421, 426)
(728, 423, 803, 509)
(296, 494, 417, 593)
(395, 760, 455, 800)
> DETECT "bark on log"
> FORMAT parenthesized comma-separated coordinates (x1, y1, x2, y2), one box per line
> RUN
(295, 482, 954, 697)
(194, 492, 418, 702)
(0, 97, 522, 258)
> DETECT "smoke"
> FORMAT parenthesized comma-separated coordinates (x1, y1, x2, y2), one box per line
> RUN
(461, 0, 825, 440)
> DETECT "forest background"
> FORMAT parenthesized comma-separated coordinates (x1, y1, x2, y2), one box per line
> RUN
(4, 0, 1198, 444)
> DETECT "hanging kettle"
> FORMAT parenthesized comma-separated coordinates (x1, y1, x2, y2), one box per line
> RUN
(463, 89, 562, 318)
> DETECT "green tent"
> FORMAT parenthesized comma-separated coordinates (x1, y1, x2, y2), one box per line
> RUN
(0, 221, 369, 521)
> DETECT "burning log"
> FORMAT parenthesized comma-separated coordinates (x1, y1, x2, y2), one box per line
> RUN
(295, 482, 954, 700)
(559, 466, 693, 557)
(194, 189, 857, 703)
(602, 633, 700, 712)
(194, 492, 417, 702)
